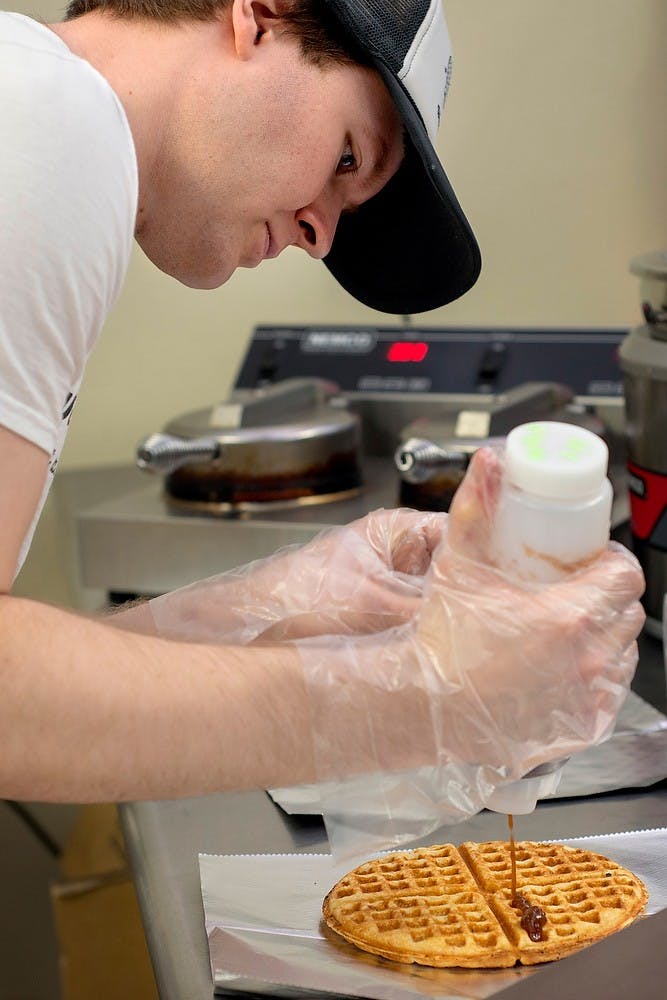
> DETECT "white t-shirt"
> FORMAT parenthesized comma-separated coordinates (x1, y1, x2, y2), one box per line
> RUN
(0, 12, 138, 575)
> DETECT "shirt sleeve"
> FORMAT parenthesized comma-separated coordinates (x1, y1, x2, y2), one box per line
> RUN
(0, 22, 137, 454)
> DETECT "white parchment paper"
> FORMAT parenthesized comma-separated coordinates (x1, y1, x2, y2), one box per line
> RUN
(200, 827, 667, 999)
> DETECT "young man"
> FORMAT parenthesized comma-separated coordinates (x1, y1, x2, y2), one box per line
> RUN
(0, 1, 644, 809)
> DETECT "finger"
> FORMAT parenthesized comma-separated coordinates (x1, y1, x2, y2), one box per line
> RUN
(446, 447, 503, 562)
(256, 607, 416, 641)
(556, 545, 646, 613)
(582, 603, 645, 684)
(612, 603, 647, 654)
(359, 508, 448, 575)
(389, 510, 448, 575)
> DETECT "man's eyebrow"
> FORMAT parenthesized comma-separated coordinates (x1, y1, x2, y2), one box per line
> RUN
(369, 126, 405, 186)
(369, 133, 393, 183)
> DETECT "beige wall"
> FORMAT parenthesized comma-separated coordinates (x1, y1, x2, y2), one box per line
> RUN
(11, 0, 667, 598)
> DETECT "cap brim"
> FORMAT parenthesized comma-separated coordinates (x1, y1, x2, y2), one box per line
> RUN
(324, 64, 481, 314)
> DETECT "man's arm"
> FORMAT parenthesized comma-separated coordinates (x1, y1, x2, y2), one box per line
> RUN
(0, 425, 51, 590)
(0, 593, 315, 802)
(0, 430, 645, 807)
(0, 426, 314, 801)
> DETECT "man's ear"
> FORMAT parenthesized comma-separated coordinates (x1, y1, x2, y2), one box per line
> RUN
(231, 0, 289, 60)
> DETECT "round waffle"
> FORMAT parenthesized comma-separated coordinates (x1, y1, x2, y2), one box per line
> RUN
(322, 841, 648, 968)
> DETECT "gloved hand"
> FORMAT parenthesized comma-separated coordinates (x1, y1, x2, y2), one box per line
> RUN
(418, 446, 645, 775)
(302, 446, 645, 794)
(148, 507, 447, 643)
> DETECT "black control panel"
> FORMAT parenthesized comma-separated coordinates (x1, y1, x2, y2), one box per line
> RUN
(234, 325, 626, 397)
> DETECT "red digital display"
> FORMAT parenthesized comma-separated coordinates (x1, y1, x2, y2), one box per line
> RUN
(387, 341, 429, 363)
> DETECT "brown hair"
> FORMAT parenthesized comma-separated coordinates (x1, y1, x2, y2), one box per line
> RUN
(64, 0, 370, 68)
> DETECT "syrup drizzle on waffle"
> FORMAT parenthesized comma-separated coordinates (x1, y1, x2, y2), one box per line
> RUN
(507, 814, 546, 942)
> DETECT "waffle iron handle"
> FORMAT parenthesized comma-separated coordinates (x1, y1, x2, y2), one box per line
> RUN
(394, 438, 470, 484)
(395, 436, 507, 484)
(136, 433, 221, 475)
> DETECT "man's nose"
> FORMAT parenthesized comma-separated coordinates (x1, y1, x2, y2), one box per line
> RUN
(293, 195, 342, 260)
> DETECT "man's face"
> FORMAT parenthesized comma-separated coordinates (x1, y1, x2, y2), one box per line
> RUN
(134, 30, 404, 289)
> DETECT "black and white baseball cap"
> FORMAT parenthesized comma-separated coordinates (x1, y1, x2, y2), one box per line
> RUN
(322, 0, 481, 314)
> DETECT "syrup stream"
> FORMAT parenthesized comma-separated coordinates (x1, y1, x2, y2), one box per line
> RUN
(508, 813, 517, 899)
(507, 813, 547, 942)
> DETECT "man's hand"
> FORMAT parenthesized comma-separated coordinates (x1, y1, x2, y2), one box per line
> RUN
(417, 447, 645, 774)
(144, 508, 447, 642)
(302, 448, 646, 788)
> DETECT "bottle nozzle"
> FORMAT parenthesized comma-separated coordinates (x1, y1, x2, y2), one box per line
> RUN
(485, 761, 566, 815)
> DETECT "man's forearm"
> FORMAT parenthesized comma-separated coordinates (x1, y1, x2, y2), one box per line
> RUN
(0, 595, 314, 802)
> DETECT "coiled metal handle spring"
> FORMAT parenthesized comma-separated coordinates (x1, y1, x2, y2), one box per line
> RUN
(643, 301, 667, 328)
(136, 433, 221, 475)
(394, 437, 468, 484)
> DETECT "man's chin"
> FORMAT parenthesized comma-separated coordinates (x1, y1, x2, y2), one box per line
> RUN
(175, 271, 231, 290)
(164, 259, 236, 290)
(138, 240, 234, 289)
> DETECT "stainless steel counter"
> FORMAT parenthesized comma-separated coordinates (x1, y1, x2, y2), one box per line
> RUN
(120, 635, 667, 1000)
(121, 786, 667, 1000)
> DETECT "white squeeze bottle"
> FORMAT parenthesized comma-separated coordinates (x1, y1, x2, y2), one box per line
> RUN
(485, 420, 613, 814)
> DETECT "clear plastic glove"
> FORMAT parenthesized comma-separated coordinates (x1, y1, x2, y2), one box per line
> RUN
(418, 447, 645, 774)
(299, 447, 645, 857)
(149, 508, 446, 643)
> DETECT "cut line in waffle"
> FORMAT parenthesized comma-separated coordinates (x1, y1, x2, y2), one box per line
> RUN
(322, 841, 648, 969)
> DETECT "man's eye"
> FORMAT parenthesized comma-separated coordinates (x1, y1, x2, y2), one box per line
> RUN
(337, 144, 358, 175)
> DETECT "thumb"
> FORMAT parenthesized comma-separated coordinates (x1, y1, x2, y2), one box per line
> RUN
(446, 446, 503, 563)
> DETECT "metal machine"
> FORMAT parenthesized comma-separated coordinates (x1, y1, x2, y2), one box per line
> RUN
(620, 251, 667, 636)
(76, 324, 629, 600)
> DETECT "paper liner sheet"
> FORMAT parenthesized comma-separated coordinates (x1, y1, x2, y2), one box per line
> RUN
(200, 827, 667, 999)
